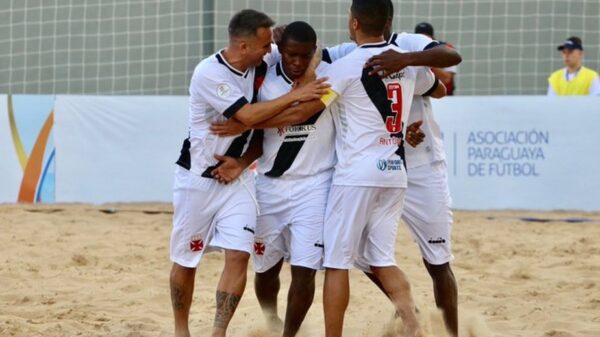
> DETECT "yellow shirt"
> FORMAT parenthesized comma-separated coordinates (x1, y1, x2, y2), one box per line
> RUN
(548, 66, 599, 96)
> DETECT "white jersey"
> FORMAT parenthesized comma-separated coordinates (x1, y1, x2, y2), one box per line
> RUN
(405, 96, 446, 168)
(176, 50, 269, 177)
(323, 33, 448, 169)
(322, 42, 436, 188)
(257, 61, 335, 179)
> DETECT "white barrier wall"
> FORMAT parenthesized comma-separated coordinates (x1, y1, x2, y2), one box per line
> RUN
(432, 96, 600, 211)
(1, 95, 599, 210)
(54, 96, 188, 203)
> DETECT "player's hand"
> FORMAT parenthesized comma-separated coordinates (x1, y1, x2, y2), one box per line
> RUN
(211, 155, 245, 184)
(405, 120, 426, 147)
(210, 119, 249, 137)
(272, 25, 287, 44)
(291, 77, 330, 102)
(365, 50, 411, 77)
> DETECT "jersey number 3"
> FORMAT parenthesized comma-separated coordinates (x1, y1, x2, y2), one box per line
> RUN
(386, 83, 403, 133)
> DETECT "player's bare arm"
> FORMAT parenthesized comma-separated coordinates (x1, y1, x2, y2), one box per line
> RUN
(429, 79, 447, 98)
(432, 67, 454, 85)
(365, 46, 462, 77)
(232, 77, 329, 126)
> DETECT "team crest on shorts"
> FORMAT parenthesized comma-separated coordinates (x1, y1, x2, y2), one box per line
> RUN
(190, 235, 204, 252)
(254, 241, 266, 256)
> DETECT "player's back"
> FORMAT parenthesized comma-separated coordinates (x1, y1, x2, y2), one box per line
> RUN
(325, 42, 435, 188)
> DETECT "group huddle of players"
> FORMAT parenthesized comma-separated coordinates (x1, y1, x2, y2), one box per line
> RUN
(169, 0, 462, 336)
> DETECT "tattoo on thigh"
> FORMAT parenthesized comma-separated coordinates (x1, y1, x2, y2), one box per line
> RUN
(214, 291, 241, 329)
(171, 285, 185, 311)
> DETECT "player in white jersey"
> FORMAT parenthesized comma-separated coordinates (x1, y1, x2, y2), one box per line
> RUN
(319, 2, 461, 335)
(210, 22, 333, 337)
(248, 1, 445, 336)
(169, 10, 329, 337)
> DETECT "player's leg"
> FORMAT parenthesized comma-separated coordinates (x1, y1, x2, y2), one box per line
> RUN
(361, 187, 423, 337)
(403, 161, 457, 335)
(170, 264, 195, 337)
(423, 260, 457, 336)
(283, 265, 316, 337)
(322, 185, 374, 337)
(212, 249, 251, 337)
(282, 176, 328, 336)
(209, 180, 258, 337)
(169, 167, 219, 337)
(255, 258, 285, 331)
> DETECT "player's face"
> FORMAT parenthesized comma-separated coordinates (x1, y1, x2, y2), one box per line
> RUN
(279, 39, 316, 80)
(243, 27, 273, 66)
(561, 49, 583, 68)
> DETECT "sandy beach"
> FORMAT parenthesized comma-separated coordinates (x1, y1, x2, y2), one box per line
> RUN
(0, 204, 598, 337)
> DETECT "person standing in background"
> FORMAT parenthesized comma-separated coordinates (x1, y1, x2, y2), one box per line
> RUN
(414, 22, 457, 95)
(548, 37, 600, 96)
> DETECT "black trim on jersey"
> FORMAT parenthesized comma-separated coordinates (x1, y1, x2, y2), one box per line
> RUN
(422, 78, 440, 97)
(253, 61, 268, 102)
(175, 137, 192, 170)
(322, 49, 333, 64)
(223, 97, 249, 119)
(359, 41, 389, 49)
(201, 130, 253, 178)
(215, 51, 249, 77)
(387, 32, 398, 46)
(361, 67, 405, 162)
(424, 41, 441, 50)
(276, 62, 293, 85)
(264, 111, 324, 177)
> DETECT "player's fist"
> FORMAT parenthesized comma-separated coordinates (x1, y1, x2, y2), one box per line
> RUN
(211, 155, 245, 184)
(405, 120, 426, 147)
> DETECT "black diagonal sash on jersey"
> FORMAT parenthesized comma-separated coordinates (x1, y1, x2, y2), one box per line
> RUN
(360, 67, 406, 164)
(264, 110, 324, 178)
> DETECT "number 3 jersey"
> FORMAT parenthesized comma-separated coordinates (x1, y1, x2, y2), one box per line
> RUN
(321, 42, 437, 188)
(256, 61, 336, 179)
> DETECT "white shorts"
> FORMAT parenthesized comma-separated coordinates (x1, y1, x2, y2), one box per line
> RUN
(403, 161, 454, 265)
(252, 171, 331, 273)
(170, 166, 257, 268)
(323, 185, 405, 271)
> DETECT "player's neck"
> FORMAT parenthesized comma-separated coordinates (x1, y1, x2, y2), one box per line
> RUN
(566, 63, 582, 74)
(354, 32, 385, 47)
(221, 47, 249, 73)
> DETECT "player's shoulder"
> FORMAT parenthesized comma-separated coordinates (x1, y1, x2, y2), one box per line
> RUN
(193, 51, 244, 80)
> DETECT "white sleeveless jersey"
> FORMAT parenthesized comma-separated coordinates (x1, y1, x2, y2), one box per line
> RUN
(176, 50, 272, 178)
(322, 42, 436, 188)
(256, 61, 336, 179)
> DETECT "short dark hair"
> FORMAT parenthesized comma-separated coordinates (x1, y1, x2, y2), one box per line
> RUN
(388, 0, 394, 18)
(280, 21, 317, 46)
(351, 0, 389, 36)
(228, 9, 275, 38)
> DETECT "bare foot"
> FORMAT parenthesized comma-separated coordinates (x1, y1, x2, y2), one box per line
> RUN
(405, 323, 426, 337)
(175, 328, 191, 337)
(266, 315, 283, 334)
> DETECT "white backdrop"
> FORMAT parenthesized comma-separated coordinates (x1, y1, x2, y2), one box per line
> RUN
(54, 96, 188, 203)
(2, 95, 599, 210)
(433, 96, 600, 211)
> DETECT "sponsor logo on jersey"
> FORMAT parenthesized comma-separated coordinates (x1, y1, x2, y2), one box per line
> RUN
(376, 159, 403, 171)
(385, 71, 405, 80)
(278, 125, 317, 142)
(216, 84, 231, 98)
(379, 137, 403, 145)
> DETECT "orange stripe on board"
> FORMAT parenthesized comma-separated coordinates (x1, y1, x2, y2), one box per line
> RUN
(7, 95, 29, 170)
(18, 111, 54, 203)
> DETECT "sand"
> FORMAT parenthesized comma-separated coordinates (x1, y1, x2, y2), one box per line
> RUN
(0, 204, 598, 337)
